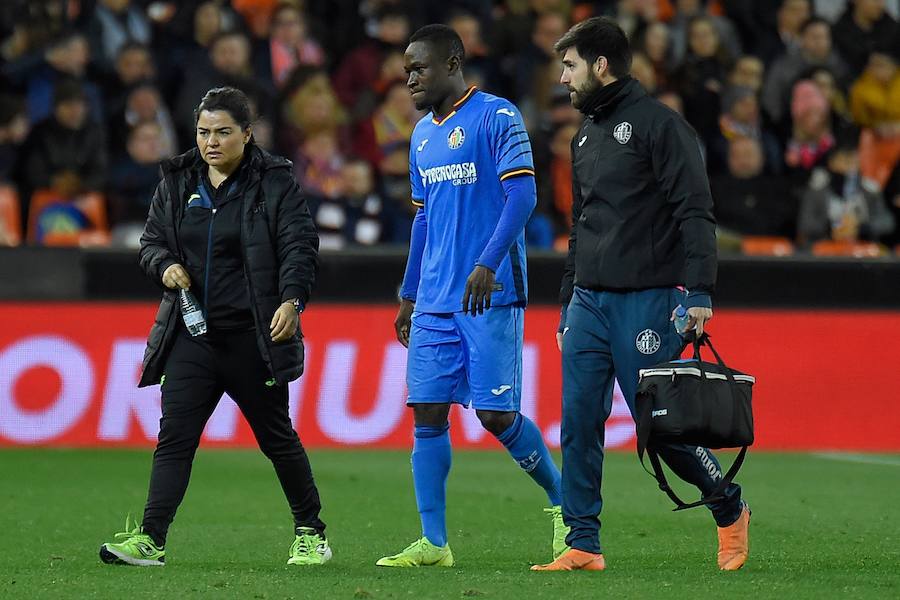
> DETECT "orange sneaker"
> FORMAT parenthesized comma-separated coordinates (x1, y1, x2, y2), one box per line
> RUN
(530, 548, 606, 571)
(717, 503, 751, 570)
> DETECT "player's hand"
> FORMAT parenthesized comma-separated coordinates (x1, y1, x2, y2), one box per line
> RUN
(686, 307, 713, 337)
(461, 265, 495, 316)
(270, 302, 299, 342)
(162, 263, 191, 289)
(394, 299, 415, 347)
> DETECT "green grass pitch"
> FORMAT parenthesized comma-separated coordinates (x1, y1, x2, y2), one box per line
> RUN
(2, 448, 898, 599)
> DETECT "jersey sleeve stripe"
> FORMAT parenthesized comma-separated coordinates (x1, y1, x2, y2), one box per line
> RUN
(497, 139, 531, 162)
(411, 198, 424, 207)
(499, 168, 535, 181)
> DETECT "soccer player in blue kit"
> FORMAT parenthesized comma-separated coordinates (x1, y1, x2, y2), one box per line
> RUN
(376, 25, 567, 568)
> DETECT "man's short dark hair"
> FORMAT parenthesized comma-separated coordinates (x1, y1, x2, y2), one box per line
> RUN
(53, 78, 86, 107)
(554, 17, 632, 79)
(799, 16, 830, 34)
(409, 24, 465, 63)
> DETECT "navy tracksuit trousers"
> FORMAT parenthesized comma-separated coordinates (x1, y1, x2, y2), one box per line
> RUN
(561, 286, 742, 554)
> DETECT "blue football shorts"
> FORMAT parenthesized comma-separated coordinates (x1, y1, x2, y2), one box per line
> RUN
(406, 305, 524, 411)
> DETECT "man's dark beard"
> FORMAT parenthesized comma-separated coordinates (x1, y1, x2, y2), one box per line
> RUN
(571, 78, 602, 110)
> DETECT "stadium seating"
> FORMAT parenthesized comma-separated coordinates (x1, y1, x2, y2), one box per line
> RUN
(27, 189, 110, 247)
(740, 236, 795, 257)
(0, 185, 22, 246)
(811, 240, 886, 258)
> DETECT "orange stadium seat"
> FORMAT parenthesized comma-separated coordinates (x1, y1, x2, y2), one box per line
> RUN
(0, 185, 22, 246)
(811, 240, 886, 258)
(741, 236, 795, 256)
(27, 189, 110, 247)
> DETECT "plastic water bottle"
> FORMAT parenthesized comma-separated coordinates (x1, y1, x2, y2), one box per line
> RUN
(673, 304, 690, 335)
(180, 289, 207, 336)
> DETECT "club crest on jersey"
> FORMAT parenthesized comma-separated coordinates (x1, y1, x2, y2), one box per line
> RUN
(635, 329, 661, 355)
(447, 126, 466, 149)
(613, 121, 632, 144)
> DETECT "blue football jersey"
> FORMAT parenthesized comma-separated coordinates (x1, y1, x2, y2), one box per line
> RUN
(407, 87, 535, 313)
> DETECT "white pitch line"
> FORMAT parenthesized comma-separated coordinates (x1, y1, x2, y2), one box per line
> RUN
(812, 453, 900, 467)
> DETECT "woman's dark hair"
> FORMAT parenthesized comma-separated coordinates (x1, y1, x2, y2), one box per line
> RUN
(553, 17, 632, 79)
(193, 86, 253, 129)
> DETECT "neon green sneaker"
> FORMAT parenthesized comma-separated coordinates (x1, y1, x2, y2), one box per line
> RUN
(376, 537, 454, 567)
(99, 516, 165, 566)
(545, 506, 570, 560)
(287, 527, 332, 565)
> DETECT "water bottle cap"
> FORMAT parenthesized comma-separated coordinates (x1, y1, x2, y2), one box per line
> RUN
(675, 305, 687, 317)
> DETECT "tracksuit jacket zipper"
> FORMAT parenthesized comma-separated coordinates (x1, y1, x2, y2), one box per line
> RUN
(203, 199, 216, 317)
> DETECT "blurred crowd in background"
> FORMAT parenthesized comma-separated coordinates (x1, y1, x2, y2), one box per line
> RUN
(1, 0, 899, 256)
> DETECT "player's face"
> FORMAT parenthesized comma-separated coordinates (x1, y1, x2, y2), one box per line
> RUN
(559, 47, 600, 110)
(196, 109, 250, 170)
(404, 41, 447, 111)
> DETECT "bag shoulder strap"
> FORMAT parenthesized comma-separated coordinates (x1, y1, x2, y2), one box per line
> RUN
(639, 444, 748, 511)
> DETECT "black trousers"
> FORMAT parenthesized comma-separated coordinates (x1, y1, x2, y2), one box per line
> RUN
(141, 325, 325, 546)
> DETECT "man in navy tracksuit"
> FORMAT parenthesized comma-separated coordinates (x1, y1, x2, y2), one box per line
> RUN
(532, 18, 750, 573)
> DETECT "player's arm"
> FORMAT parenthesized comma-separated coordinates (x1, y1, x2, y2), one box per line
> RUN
(463, 102, 535, 316)
(396, 135, 427, 347)
(463, 174, 536, 316)
(650, 115, 717, 335)
(396, 207, 426, 347)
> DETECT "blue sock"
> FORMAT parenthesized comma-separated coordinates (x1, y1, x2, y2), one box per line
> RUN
(412, 424, 451, 547)
(496, 414, 563, 506)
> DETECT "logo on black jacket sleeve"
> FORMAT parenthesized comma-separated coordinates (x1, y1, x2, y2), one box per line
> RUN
(613, 122, 632, 144)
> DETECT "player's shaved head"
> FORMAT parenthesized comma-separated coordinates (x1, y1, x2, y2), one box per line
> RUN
(405, 24, 469, 115)
(409, 24, 465, 64)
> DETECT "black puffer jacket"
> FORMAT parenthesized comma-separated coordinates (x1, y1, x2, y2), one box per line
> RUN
(138, 144, 318, 387)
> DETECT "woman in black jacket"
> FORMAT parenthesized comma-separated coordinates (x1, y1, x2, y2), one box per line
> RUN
(99, 87, 329, 567)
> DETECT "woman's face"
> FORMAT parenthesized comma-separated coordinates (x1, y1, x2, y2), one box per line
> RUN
(196, 109, 250, 170)
(688, 19, 719, 58)
(644, 23, 669, 62)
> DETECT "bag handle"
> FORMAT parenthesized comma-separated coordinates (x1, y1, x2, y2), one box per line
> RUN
(640, 443, 748, 511)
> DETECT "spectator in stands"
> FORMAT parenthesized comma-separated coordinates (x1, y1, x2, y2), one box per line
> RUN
(668, 0, 741, 67)
(294, 130, 345, 203)
(333, 6, 409, 122)
(107, 120, 166, 246)
(656, 90, 685, 115)
(710, 136, 797, 238)
(264, 2, 325, 88)
(86, 0, 152, 73)
(850, 48, 900, 187)
(312, 157, 386, 249)
(19, 79, 107, 219)
(762, 17, 848, 130)
(109, 83, 176, 159)
(805, 65, 855, 138)
(448, 11, 501, 93)
(708, 85, 783, 175)
(881, 159, 900, 247)
(513, 11, 568, 121)
(754, 0, 810, 63)
(0, 94, 29, 183)
(23, 31, 104, 124)
(102, 42, 157, 121)
(832, 0, 900, 76)
(630, 52, 658, 94)
(675, 15, 733, 142)
(175, 31, 273, 145)
(278, 67, 348, 153)
(798, 135, 895, 245)
(636, 21, 673, 91)
(353, 79, 418, 176)
(785, 80, 834, 181)
(728, 55, 765, 95)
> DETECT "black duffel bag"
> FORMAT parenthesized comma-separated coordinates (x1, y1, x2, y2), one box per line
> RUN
(634, 333, 755, 511)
